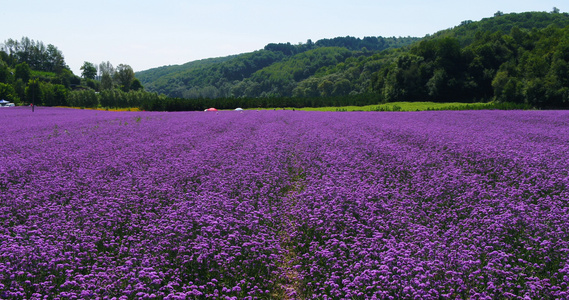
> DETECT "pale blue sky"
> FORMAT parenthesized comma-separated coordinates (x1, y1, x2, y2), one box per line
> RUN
(0, 0, 564, 75)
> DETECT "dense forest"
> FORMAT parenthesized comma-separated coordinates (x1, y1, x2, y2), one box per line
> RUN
(2, 10, 569, 110)
(371, 11, 569, 108)
(136, 36, 420, 98)
(137, 10, 569, 109)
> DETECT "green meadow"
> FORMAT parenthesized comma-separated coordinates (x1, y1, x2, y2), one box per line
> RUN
(258, 102, 531, 112)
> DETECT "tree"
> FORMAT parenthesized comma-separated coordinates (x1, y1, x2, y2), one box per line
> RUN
(80, 61, 97, 80)
(45, 44, 66, 73)
(101, 73, 113, 90)
(332, 78, 351, 96)
(13, 79, 26, 102)
(26, 79, 42, 106)
(114, 64, 135, 92)
(434, 37, 462, 74)
(67, 89, 98, 108)
(0, 82, 20, 104)
(51, 84, 68, 106)
(264, 43, 297, 55)
(99, 61, 114, 78)
(130, 78, 143, 91)
(2, 37, 68, 73)
(15, 62, 31, 83)
(427, 69, 447, 98)
(0, 60, 10, 83)
(491, 70, 510, 101)
(552, 7, 560, 14)
(41, 83, 67, 106)
(317, 80, 334, 96)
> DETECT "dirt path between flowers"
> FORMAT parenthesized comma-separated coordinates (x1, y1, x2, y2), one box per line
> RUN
(273, 161, 306, 300)
(280, 193, 301, 299)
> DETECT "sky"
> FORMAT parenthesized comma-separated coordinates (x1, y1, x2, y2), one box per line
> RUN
(0, 0, 565, 76)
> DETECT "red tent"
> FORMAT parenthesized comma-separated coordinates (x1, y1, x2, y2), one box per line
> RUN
(205, 108, 217, 111)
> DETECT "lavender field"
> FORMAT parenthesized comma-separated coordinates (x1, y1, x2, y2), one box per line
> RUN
(1, 107, 568, 299)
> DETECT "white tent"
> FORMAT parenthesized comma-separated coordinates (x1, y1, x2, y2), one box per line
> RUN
(234, 108, 244, 111)
(0, 99, 14, 107)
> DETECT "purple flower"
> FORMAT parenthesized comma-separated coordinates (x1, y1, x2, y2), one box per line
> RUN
(0, 107, 568, 299)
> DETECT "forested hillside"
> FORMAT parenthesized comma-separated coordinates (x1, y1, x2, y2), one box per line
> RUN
(137, 10, 569, 109)
(372, 11, 569, 107)
(136, 36, 420, 98)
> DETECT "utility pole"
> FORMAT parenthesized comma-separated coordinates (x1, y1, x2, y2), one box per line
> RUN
(32, 83, 35, 112)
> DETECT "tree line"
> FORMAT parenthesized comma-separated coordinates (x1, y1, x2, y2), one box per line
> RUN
(0, 37, 151, 108)
(2, 37, 67, 73)
(138, 93, 382, 111)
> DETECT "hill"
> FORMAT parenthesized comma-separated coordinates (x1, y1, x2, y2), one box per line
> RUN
(137, 10, 569, 109)
(370, 11, 569, 107)
(428, 10, 569, 45)
(136, 36, 420, 98)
